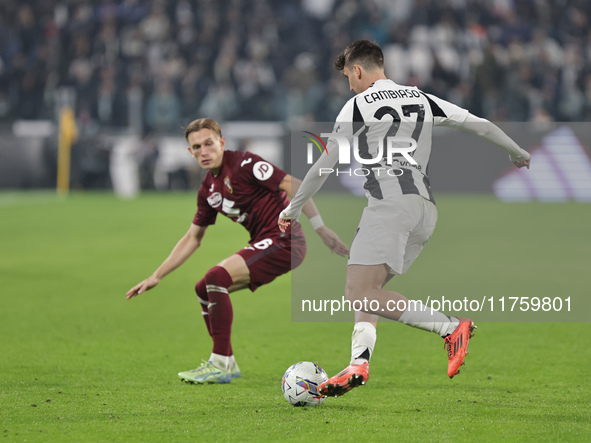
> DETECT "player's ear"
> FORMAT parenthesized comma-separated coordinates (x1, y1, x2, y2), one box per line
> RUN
(354, 64, 362, 79)
(219, 136, 226, 150)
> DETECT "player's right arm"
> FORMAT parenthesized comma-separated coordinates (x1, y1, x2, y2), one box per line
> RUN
(126, 223, 208, 300)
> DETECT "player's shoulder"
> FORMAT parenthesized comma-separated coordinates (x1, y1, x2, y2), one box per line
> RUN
(226, 150, 280, 181)
(228, 149, 268, 161)
(224, 149, 265, 170)
(221, 150, 253, 172)
(223, 149, 247, 163)
(417, 90, 470, 121)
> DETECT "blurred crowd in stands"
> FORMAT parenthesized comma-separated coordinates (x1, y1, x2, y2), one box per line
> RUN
(1, 0, 591, 131)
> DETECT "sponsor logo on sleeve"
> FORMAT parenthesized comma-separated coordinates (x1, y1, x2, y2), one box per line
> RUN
(253, 161, 274, 181)
(207, 192, 222, 208)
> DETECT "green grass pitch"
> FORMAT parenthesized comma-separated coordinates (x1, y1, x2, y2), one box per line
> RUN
(0, 191, 589, 441)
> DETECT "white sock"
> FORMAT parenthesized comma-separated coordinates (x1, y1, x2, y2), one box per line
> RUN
(209, 353, 231, 371)
(350, 322, 377, 365)
(229, 355, 240, 373)
(398, 301, 459, 337)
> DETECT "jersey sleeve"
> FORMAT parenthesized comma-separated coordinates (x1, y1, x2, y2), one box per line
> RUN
(333, 98, 356, 139)
(242, 152, 287, 191)
(283, 99, 354, 220)
(422, 92, 470, 128)
(192, 185, 218, 226)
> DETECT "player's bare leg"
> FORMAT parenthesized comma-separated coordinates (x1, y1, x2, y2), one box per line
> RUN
(346, 264, 476, 378)
(179, 254, 249, 383)
(319, 264, 476, 394)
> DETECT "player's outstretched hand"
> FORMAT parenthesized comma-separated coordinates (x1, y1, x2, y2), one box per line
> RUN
(278, 217, 291, 233)
(511, 152, 531, 169)
(513, 157, 530, 169)
(126, 275, 160, 300)
(278, 206, 292, 233)
(315, 226, 350, 257)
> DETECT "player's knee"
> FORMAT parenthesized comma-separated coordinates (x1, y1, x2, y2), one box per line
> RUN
(345, 283, 379, 307)
(344, 283, 360, 303)
(204, 265, 233, 288)
(195, 278, 208, 302)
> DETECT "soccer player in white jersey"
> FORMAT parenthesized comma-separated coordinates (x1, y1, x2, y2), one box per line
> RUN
(278, 40, 530, 397)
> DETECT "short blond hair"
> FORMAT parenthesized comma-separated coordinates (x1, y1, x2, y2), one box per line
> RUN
(184, 118, 222, 141)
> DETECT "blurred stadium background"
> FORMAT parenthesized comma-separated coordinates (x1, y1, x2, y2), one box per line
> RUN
(1, 0, 590, 198)
(1, 4, 590, 439)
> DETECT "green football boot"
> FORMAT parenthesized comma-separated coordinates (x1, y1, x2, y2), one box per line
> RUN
(178, 361, 231, 384)
(229, 361, 242, 378)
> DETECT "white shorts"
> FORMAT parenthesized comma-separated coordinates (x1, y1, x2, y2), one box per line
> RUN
(348, 194, 438, 275)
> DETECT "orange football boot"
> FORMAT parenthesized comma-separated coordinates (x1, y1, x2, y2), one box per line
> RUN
(318, 362, 369, 397)
(444, 317, 476, 378)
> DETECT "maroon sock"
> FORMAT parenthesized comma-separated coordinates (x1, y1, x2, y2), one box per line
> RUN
(194, 278, 212, 337)
(204, 266, 234, 357)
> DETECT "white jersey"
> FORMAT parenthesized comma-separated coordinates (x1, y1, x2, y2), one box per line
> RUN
(285, 78, 528, 220)
(334, 79, 468, 203)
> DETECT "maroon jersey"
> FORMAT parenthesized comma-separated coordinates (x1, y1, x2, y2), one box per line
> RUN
(193, 150, 296, 242)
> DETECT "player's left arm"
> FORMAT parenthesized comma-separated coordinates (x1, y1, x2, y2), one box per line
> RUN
(425, 92, 530, 169)
(278, 174, 349, 257)
(457, 113, 530, 168)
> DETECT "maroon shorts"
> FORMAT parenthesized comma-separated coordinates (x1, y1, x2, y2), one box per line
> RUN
(235, 222, 307, 291)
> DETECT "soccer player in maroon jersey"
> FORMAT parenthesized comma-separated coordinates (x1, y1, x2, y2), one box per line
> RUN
(126, 118, 349, 384)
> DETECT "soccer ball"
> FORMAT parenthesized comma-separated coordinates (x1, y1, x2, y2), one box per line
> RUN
(281, 361, 328, 406)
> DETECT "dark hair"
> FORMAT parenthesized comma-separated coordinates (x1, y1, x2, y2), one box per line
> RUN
(334, 40, 384, 72)
(184, 118, 222, 141)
